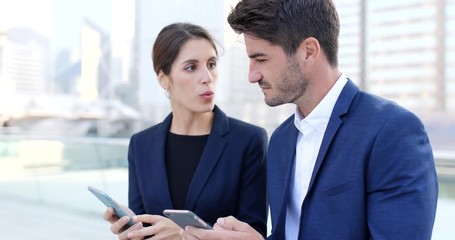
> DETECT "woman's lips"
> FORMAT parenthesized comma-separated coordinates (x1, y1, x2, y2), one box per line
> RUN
(200, 91, 214, 100)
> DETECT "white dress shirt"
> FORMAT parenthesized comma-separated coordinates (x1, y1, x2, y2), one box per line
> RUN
(285, 74, 348, 239)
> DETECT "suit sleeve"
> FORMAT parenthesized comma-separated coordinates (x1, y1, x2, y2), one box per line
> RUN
(366, 110, 438, 239)
(127, 134, 145, 214)
(236, 127, 269, 237)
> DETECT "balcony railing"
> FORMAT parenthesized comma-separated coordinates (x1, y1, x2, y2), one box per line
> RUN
(0, 134, 454, 239)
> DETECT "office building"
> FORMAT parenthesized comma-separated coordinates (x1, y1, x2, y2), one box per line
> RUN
(446, 1, 455, 110)
(0, 28, 51, 96)
(335, 0, 453, 113)
(80, 19, 111, 101)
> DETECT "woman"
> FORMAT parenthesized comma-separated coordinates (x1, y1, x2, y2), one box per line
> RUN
(103, 22, 268, 240)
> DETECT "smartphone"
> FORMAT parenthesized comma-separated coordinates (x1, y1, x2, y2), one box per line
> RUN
(163, 209, 212, 230)
(87, 186, 135, 228)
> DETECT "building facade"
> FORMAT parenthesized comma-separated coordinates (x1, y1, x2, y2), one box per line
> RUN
(335, 0, 454, 113)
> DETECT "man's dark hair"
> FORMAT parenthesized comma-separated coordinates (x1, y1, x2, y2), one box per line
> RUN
(228, 0, 340, 67)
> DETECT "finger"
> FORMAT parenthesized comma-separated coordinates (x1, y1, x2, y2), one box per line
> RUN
(127, 225, 155, 239)
(185, 226, 216, 239)
(117, 222, 142, 240)
(181, 228, 200, 240)
(103, 207, 118, 223)
(133, 214, 164, 224)
(219, 216, 249, 232)
(216, 216, 234, 230)
(111, 216, 132, 234)
(182, 234, 199, 240)
(221, 216, 237, 225)
(213, 223, 222, 230)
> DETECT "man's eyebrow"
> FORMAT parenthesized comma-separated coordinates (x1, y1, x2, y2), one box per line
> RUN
(248, 53, 267, 59)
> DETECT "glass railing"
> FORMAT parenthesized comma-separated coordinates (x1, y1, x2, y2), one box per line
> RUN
(0, 135, 129, 211)
(1, 134, 454, 239)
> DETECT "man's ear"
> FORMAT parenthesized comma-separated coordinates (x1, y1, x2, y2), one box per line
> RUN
(296, 37, 320, 63)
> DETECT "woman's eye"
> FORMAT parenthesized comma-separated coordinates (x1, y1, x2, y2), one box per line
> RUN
(208, 61, 217, 69)
(184, 65, 195, 71)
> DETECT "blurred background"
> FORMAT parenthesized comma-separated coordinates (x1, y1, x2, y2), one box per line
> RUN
(0, 0, 454, 239)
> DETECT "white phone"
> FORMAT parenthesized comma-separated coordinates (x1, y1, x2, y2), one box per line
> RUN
(87, 186, 135, 227)
(163, 209, 212, 229)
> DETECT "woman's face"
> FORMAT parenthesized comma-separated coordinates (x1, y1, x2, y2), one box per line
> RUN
(163, 38, 218, 114)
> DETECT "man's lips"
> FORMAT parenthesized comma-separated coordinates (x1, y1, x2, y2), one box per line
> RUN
(258, 80, 271, 90)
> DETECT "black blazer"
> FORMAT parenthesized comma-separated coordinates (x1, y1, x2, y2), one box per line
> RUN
(128, 105, 268, 235)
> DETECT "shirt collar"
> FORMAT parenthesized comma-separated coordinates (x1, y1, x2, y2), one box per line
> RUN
(294, 73, 348, 133)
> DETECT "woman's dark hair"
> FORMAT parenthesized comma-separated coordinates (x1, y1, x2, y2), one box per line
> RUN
(152, 22, 219, 75)
(228, 0, 339, 67)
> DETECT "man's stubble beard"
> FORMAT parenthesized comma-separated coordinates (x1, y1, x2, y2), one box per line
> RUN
(264, 58, 308, 107)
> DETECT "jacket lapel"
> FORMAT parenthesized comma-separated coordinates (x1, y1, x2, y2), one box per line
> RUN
(306, 80, 359, 195)
(185, 106, 228, 210)
(149, 113, 174, 209)
(273, 119, 299, 238)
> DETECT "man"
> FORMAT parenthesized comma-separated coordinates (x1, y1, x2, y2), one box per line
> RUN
(182, 0, 438, 239)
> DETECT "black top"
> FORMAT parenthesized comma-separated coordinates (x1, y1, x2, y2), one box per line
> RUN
(165, 132, 209, 209)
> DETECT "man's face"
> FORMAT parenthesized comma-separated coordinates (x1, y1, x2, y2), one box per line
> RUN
(244, 34, 308, 107)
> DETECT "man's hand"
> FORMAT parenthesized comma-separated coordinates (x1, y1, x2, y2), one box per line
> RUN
(181, 216, 264, 240)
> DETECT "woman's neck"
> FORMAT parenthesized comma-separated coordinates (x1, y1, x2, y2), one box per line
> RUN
(170, 110, 214, 136)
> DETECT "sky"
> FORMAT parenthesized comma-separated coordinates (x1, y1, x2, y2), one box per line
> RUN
(0, 0, 53, 37)
(0, 0, 134, 55)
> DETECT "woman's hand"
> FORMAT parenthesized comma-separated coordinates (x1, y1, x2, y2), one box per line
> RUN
(103, 206, 143, 240)
(126, 214, 182, 240)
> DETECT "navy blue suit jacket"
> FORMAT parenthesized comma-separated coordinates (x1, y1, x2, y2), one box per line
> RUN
(127, 106, 268, 235)
(268, 80, 438, 239)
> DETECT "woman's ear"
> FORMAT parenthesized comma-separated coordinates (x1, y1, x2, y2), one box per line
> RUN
(157, 70, 168, 89)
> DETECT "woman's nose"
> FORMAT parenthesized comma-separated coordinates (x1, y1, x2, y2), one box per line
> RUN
(201, 67, 214, 84)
